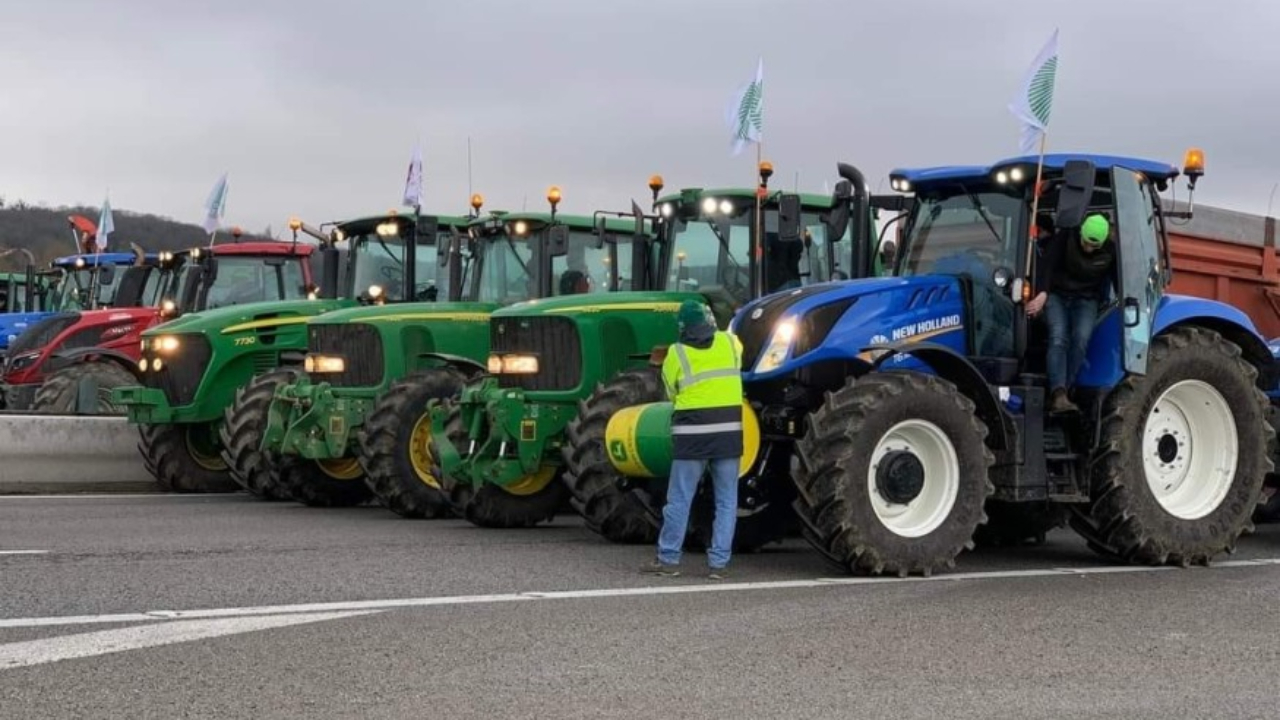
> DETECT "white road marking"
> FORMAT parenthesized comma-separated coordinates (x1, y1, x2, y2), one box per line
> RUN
(4, 558, 1280, 631)
(0, 494, 241, 500)
(0, 611, 379, 670)
(0, 551, 48, 556)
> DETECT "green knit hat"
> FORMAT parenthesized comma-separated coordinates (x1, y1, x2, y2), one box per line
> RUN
(1081, 214, 1110, 246)
(677, 300, 710, 330)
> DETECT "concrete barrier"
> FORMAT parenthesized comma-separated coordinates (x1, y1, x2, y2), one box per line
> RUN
(0, 414, 159, 493)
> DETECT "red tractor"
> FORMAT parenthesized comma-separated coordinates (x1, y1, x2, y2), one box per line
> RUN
(2, 240, 318, 413)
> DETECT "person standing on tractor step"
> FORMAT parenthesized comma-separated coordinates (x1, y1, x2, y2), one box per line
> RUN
(1026, 213, 1117, 414)
(640, 300, 744, 580)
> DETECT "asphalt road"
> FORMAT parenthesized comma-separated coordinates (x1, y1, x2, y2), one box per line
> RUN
(3, 493, 1280, 719)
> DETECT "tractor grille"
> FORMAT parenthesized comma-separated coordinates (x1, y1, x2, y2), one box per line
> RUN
(6, 312, 78, 358)
(491, 316, 581, 392)
(735, 285, 834, 369)
(307, 323, 384, 387)
(143, 334, 210, 406)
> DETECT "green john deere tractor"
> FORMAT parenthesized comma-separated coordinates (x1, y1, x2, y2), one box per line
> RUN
(247, 190, 657, 512)
(112, 211, 465, 493)
(427, 165, 871, 532)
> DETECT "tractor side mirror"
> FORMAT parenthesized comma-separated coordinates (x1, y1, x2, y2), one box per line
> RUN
(415, 216, 439, 242)
(778, 194, 803, 243)
(1055, 160, 1096, 230)
(97, 265, 116, 285)
(548, 224, 570, 255)
(824, 180, 853, 241)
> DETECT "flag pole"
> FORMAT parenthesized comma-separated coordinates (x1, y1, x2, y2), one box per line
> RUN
(755, 142, 764, 297)
(1024, 131, 1048, 294)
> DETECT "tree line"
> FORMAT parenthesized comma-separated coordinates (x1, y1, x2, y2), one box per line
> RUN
(0, 198, 274, 271)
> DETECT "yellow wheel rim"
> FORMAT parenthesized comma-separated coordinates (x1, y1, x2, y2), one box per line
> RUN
(185, 426, 228, 472)
(408, 414, 440, 490)
(316, 457, 363, 480)
(502, 464, 556, 496)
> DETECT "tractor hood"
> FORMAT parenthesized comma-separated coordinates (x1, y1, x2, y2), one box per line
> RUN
(491, 291, 710, 319)
(141, 299, 348, 338)
(732, 276, 971, 381)
(308, 301, 501, 326)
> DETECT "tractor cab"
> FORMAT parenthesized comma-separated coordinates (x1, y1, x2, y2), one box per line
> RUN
(47, 250, 162, 312)
(459, 204, 648, 308)
(166, 242, 318, 320)
(886, 151, 1203, 388)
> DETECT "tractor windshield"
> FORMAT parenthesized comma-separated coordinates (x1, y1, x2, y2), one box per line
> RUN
(551, 231, 630, 296)
(204, 257, 308, 309)
(55, 265, 124, 310)
(899, 188, 1024, 280)
(471, 230, 534, 304)
(666, 202, 839, 302)
(349, 234, 442, 303)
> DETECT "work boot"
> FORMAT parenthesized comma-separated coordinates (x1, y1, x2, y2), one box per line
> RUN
(1048, 388, 1079, 415)
(639, 560, 680, 577)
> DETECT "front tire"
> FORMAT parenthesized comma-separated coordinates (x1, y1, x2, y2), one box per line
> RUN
(139, 422, 240, 493)
(358, 369, 465, 519)
(33, 361, 137, 414)
(561, 368, 666, 544)
(793, 372, 994, 576)
(1069, 327, 1270, 565)
(436, 402, 569, 528)
(219, 368, 300, 501)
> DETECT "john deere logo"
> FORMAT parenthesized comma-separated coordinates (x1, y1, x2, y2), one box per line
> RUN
(750, 308, 763, 320)
(608, 439, 629, 462)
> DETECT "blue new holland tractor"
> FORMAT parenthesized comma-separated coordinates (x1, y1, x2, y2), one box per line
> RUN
(726, 151, 1275, 575)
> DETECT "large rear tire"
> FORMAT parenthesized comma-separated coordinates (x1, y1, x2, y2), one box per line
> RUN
(793, 372, 994, 576)
(562, 368, 666, 544)
(219, 368, 300, 501)
(139, 422, 240, 493)
(1069, 327, 1270, 565)
(32, 361, 137, 414)
(358, 368, 466, 519)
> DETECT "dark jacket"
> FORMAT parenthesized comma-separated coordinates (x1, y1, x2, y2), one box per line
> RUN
(1035, 229, 1116, 300)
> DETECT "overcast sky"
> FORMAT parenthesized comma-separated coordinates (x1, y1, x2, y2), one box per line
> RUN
(2, 0, 1277, 235)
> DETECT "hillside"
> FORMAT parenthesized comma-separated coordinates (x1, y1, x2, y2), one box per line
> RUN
(0, 200, 273, 271)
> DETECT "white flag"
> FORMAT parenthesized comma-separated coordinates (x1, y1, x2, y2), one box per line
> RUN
(96, 197, 114, 252)
(725, 58, 764, 156)
(402, 144, 423, 208)
(203, 173, 229, 234)
(1008, 29, 1059, 155)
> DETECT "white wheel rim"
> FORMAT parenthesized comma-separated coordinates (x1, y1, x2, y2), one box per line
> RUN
(867, 419, 960, 538)
(1142, 379, 1237, 520)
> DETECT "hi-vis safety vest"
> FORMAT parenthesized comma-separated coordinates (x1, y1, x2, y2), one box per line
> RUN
(660, 331, 745, 460)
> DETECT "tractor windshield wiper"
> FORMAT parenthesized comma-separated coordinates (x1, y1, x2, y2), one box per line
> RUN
(703, 220, 746, 280)
(958, 184, 1004, 247)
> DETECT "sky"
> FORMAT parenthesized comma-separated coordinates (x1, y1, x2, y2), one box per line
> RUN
(2, 0, 1278, 236)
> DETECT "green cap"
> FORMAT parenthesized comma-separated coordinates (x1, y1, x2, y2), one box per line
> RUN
(677, 299, 710, 330)
(1081, 214, 1110, 246)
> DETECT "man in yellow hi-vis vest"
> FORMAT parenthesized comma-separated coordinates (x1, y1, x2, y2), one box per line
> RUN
(640, 300, 743, 580)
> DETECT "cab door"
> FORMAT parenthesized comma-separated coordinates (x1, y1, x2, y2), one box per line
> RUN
(1111, 166, 1167, 375)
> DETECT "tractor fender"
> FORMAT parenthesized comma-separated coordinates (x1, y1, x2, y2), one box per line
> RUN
(1078, 297, 1274, 390)
(48, 346, 141, 378)
(416, 352, 488, 379)
(868, 341, 1009, 451)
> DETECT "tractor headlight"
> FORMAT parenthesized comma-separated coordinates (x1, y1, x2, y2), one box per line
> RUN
(155, 335, 180, 353)
(754, 319, 797, 374)
(487, 353, 539, 375)
(304, 354, 346, 374)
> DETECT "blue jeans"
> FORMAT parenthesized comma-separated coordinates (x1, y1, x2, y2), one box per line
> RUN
(657, 458, 739, 569)
(1045, 294, 1099, 391)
